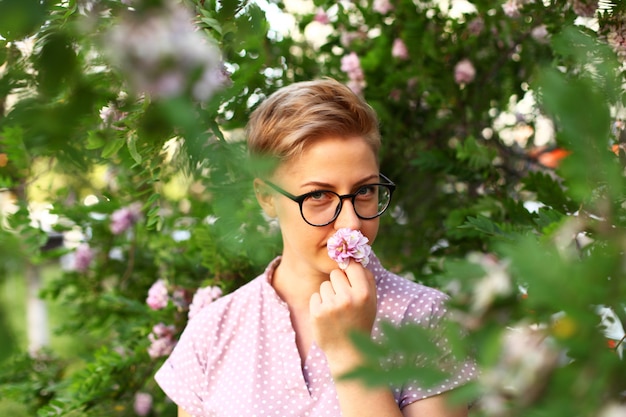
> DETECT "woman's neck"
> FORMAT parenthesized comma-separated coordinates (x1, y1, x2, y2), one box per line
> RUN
(271, 256, 328, 309)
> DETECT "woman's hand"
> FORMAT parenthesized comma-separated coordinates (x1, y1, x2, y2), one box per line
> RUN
(309, 260, 377, 374)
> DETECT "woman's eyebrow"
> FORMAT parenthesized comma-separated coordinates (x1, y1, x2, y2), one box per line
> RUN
(300, 174, 380, 189)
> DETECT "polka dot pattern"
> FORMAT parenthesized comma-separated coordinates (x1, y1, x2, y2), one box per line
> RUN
(155, 253, 477, 416)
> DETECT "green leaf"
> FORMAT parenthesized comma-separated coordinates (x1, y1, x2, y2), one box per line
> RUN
(85, 131, 106, 150)
(35, 30, 78, 96)
(522, 171, 574, 214)
(438, 258, 487, 282)
(101, 138, 125, 159)
(198, 8, 223, 36)
(126, 135, 142, 164)
(143, 192, 161, 208)
(0, 0, 47, 41)
(461, 215, 511, 238)
(455, 136, 495, 170)
(534, 207, 565, 230)
(350, 329, 391, 361)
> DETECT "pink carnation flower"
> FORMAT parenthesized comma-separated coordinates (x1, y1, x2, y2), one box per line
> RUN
(327, 228, 372, 270)
(188, 285, 223, 319)
(146, 279, 169, 310)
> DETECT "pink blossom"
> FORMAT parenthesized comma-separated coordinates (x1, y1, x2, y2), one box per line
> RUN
(502, 0, 521, 18)
(454, 59, 476, 85)
(110, 202, 142, 235)
(347, 80, 365, 96)
(340, 52, 366, 95)
(74, 243, 94, 273)
(314, 8, 330, 24)
(133, 392, 153, 416)
(171, 288, 191, 310)
(192, 61, 232, 102)
(531, 25, 550, 44)
(99, 104, 127, 128)
(569, 0, 598, 18)
(147, 323, 177, 359)
(327, 228, 372, 270)
(391, 38, 409, 60)
(105, 0, 223, 101)
(340, 52, 364, 79)
(373, 0, 394, 14)
(467, 17, 484, 36)
(602, 20, 626, 62)
(151, 322, 176, 338)
(340, 31, 365, 48)
(188, 285, 223, 319)
(146, 279, 169, 310)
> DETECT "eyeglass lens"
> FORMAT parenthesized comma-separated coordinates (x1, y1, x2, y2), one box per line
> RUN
(301, 185, 391, 226)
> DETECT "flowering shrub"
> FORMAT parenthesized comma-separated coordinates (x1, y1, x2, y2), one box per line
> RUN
(453, 59, 476, 85)
(105, 0, 227, 101)
(146, 280, 169, 311)
(0, 0, 625, 416)
(188, 285, 222, 320)
(73, 243, 95, 273)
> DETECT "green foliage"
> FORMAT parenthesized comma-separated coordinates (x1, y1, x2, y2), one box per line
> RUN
(0, 351, 66, 415)
(1, 0, 626, 416)
(0, 0, 48, 41)
(347, 321, 455, 388)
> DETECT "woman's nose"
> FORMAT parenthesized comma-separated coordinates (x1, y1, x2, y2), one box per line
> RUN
(333, 199, 361, 230)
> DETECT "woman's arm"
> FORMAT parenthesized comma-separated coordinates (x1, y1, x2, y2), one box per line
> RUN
(401, 393, 468, 417)
(311, 261, 470, 417)
(178, 407, 192, 417)
(328, 346, 404, 417)
(328, 345, 467, 417)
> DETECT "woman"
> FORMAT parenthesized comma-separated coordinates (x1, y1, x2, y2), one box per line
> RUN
(155, 78, 476, 416)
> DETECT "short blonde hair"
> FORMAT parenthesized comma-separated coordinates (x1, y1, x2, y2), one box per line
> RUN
(246, 78, 380, 175)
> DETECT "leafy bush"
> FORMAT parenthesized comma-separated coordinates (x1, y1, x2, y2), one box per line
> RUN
(0, 0, 624, 416)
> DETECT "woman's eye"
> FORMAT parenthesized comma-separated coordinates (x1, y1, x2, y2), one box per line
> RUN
(357, 185, 375, 196)
(309, 191, 330, 201)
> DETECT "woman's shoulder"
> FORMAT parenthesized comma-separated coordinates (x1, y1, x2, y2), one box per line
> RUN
(372, 263, 450, 325)
(378, 271, 449, 302)
(190, 273, 266, 321)
(370, 253, 447, 298)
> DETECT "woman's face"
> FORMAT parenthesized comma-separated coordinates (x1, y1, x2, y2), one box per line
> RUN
(266, 135, 381, 276)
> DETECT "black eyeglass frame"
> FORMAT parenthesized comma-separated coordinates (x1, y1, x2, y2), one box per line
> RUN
(263, 173, 396, 227)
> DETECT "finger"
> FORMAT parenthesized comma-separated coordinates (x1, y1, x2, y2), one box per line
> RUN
(318, 280, 336, 302)
(342, 261, 375, 292)
(309, 292, 322, 318)
(329, 268, 351, 293)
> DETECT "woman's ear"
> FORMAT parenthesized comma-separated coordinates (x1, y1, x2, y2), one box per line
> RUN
(253, 178, 277, 218)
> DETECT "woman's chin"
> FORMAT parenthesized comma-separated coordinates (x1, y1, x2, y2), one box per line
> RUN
(319, 257, 340, 274)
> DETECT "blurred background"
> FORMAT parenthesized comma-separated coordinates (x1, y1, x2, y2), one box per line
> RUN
(1, 0, 625, 416)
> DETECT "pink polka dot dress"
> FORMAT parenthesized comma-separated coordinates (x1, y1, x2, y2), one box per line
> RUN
(155, 254, 477, 416)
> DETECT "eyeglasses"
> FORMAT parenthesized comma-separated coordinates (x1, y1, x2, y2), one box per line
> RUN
(263, 174, 396, 227)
